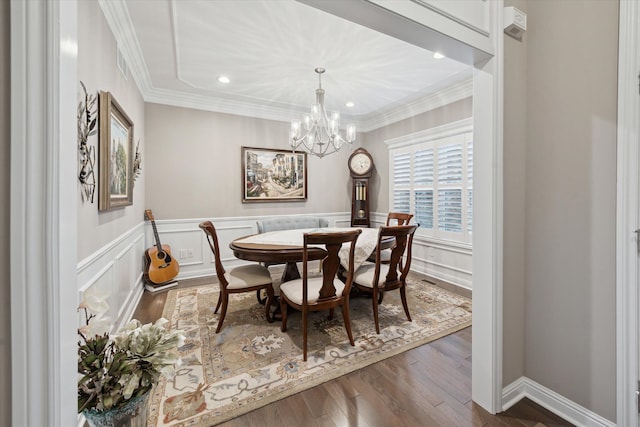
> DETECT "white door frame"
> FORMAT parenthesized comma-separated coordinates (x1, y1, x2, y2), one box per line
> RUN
(617, 1, 640, 425)
(9, 1, 78, 425)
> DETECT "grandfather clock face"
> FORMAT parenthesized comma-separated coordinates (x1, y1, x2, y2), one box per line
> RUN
(349, 152, 373, 176)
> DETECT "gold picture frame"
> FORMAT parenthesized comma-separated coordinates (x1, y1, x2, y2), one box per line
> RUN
(98, 91, 134, 211)
(242, 146, 307, 203)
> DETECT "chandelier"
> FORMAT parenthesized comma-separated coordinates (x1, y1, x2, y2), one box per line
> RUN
(290, 67, 356, 158)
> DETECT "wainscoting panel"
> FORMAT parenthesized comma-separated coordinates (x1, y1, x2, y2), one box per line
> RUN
(77, 222, 145, 330)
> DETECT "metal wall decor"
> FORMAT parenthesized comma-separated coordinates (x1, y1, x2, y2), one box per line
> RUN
(77, 81, 97, 203)
(132, 139, 142, 185)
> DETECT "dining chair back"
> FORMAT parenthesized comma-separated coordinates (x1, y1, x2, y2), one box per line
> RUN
(199, 221, 274, 333)
(279, 228, 362, 361)
(353, 224, 418, 334)
(367, 212, 414, 264)
(386, 212, 414, 226)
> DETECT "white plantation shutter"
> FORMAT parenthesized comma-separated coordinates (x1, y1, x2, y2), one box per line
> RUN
(388, 120, 472, 245)
(467, 187, 473, 233)
(392, 152, 411, 214)
(393, 153, 411, 186)
(414, 148, 433, 185)
(437, 143, 463, 184)
(415, 190, 433, 229)
(394, 190, 411, 213)
(438, 188, 463, 232)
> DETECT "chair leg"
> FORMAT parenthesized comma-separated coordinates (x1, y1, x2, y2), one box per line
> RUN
(328, 308, 334, 320)
(280, 296, 288, 332)
(341, 300, 355, 346)
(215, 291, 229, 333)
(400, 285, 411, 322)
(372, 288, 381, 334)
(214, 289, 223, 314)
(264, 286, 274, 323)
(302, 308, 308, 361)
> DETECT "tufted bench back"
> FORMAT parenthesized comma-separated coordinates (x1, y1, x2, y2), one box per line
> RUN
(256, 216, 329, 234)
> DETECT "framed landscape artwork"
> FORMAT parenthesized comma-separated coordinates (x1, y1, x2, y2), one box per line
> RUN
(242, 146, 307, 203)
(98, 91, 134, 211)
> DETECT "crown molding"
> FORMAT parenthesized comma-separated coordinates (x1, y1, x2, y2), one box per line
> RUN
(359, 78, 472, 132)
(98, 0, 154, 94)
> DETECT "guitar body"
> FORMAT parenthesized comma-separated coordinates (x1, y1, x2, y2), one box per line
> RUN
(145, 244, 179, 285)
(144, 209, 180, 285)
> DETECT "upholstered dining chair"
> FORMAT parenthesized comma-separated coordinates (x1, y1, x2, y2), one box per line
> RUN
(279, 228, 362, 361)
(199, 221, 275, 333)
(353, 224, 418, 334)
(368, 212, 414, 264)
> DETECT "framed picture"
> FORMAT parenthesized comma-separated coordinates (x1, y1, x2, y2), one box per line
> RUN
(242, 146, 307, 203)
(98, 91, 134, 211)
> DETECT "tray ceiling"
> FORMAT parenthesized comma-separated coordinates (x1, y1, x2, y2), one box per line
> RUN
(104, 0, 472, 131)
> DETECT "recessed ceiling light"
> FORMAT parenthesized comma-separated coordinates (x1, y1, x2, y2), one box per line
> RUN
(346, 101, 355, 108)
(217, 75, 230, 84)
(433, 52, 445, 59)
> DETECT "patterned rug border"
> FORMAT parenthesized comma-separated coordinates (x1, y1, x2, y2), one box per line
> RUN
(152, 282, 472, 426)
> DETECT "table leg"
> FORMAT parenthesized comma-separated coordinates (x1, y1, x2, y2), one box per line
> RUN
(281, 261, 301, 282)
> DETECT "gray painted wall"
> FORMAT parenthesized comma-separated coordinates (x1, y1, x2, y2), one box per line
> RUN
(1, 1, 10, 424)
(77, 0, 146, 260)
(516, 0, 617, 420)
(144, 104, 353, 219)
(502, 0, 527, 388)
(144, 99, 471, 219)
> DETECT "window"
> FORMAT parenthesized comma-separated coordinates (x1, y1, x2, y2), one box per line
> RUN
(387, 119, 472, 245)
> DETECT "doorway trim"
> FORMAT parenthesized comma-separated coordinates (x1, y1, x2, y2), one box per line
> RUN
(9, 1, 78, 425)
(616, 0, 640, 425)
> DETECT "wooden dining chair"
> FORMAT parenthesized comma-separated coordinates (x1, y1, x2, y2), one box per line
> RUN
(353, 224, 418, 334)
(279, 228, 362, 361)
(199, 221, 275, 333)
(386, 212, 414, 226)
(367, 212, 414, 264)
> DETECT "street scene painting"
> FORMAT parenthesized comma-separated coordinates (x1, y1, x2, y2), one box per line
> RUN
(242, 147, 307, 202)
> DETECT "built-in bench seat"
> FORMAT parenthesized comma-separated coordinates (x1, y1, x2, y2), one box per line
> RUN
(256, 216, 329, 234)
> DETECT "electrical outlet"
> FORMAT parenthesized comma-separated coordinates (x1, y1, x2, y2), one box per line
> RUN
(179, 249, 188, 259)
(186, 249, 194, 258)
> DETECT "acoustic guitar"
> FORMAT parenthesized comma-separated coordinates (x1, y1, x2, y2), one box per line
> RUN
(144, 209, 179, 285)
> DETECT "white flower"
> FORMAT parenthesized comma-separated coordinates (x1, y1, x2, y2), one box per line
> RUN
(79, 287, 110, 315)
(78, 312, 111, 337)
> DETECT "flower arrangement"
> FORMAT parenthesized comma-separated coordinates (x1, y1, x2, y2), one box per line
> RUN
(77, 288, 185, 415)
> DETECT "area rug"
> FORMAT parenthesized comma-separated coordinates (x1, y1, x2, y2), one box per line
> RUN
(147, 274, 472, 426)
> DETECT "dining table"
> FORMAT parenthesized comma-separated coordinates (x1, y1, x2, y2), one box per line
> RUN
(229, 227, 392, 312)
(230, 227, 388, 279)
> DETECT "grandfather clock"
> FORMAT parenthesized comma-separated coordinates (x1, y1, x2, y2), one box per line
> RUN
(348, 148, 375, 227)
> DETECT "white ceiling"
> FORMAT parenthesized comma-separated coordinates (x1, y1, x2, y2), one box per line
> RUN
(108, 0, 472, 131)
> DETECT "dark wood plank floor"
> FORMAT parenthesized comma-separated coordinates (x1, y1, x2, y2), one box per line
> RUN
(134, 277, 573, 427)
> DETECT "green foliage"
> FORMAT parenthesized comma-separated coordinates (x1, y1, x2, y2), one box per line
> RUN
(78, 318, 184, 414)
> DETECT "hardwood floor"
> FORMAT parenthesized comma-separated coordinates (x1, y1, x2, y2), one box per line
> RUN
(134, 277, 573, 427)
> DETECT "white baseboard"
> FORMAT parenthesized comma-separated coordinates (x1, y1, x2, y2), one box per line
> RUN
(502, 377, 615, 427)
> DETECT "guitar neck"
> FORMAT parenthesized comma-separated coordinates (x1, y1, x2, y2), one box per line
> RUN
(150, 219, 163, 252)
